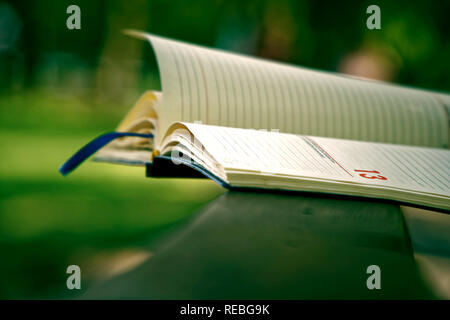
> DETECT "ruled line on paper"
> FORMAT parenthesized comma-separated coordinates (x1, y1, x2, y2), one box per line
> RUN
(192, 48, 210, 124)
(146, 34, 450, 149)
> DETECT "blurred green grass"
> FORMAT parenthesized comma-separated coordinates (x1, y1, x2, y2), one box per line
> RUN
(0, 91, 224, 299)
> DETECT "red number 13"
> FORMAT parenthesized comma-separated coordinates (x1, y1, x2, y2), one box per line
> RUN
(354, 169, 387, 180)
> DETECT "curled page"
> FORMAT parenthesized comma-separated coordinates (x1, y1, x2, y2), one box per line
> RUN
(126, 30, 449, 149)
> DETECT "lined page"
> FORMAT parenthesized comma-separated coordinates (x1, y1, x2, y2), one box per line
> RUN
(184, 123, 450, 204)
(130, 32, 449, 148)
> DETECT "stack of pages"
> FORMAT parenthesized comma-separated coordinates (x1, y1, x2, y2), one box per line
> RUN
(60, 31, 450, 211)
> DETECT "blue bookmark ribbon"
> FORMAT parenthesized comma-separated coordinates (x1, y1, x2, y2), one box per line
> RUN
(59, 132, 153, 176)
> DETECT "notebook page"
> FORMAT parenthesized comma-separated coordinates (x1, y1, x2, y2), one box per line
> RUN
(184, 123, 450, 202)
(131, 32, 449, 148)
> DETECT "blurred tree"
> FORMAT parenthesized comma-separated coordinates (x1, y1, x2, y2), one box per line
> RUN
(95, 0, 149, 103)
(0, 0, 448, 93)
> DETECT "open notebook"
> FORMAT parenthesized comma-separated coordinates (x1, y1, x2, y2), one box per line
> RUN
(60, 31, 450, 212)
